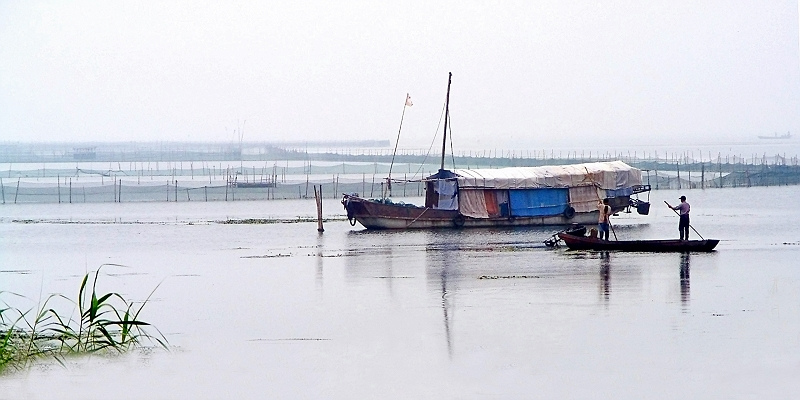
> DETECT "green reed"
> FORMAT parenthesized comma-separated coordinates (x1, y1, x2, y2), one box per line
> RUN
(0, 265, 167, 373)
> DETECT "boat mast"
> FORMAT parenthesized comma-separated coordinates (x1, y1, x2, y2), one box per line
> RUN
(440, 72, 452, 171)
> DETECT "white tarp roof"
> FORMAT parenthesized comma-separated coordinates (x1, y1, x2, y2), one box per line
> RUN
(453, 161, 642, 190)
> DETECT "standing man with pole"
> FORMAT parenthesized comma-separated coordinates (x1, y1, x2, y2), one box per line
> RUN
(666, 195, 691, 240)
(597, 199, 613, 241)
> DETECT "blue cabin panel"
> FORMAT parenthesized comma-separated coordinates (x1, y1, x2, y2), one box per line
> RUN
(509, 188, 569, 217)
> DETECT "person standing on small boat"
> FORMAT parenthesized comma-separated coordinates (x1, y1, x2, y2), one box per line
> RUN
(597, 199, 612, 240)
(666, 196, 691, 240)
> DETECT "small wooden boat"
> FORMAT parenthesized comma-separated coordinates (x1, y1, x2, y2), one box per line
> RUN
(557, 232, 719, 252)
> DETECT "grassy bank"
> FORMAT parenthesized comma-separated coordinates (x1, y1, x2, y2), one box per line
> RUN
(0, 265, 167, 373)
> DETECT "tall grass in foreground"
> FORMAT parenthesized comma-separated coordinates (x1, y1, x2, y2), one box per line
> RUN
(0, 265, 167, 373)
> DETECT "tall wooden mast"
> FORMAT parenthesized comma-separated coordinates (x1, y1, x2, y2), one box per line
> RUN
(440, 72, 452, 171)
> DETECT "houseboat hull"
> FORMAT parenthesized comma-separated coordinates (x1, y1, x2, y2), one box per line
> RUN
(343, 195, 601, 229)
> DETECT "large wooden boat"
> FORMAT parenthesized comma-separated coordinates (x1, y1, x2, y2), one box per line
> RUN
(557, 232, 719, 252)
(342, 73, 651, 230)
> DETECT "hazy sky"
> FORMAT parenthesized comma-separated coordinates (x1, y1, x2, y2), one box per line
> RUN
(1, 1, 799, 149)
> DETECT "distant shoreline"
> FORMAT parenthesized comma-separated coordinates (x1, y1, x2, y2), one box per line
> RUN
(1, 140, 798, 164)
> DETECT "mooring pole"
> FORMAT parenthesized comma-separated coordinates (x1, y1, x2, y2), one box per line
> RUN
(314, 185, 324, 232)
(701, 164, 705, 189)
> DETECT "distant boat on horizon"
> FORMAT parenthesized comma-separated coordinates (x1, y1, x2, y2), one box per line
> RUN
(758, 131, 792, 139)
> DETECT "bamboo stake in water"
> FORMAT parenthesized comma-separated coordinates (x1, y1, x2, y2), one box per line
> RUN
(314, 185, 324, 232)
(701, 164, 705, 189)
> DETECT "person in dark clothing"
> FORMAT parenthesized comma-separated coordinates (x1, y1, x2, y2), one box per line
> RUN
(666, 195, 691, 240)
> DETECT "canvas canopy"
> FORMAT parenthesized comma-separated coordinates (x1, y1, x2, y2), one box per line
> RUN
(452, 161, 641, 190)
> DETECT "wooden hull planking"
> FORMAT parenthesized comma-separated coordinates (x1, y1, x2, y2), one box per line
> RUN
(557, 233, 719, 252)
(343, 195, 600, 230)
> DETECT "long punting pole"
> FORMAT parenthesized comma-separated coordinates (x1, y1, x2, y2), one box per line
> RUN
(664, 200, 705, 240)
(440, 72, 452, 171)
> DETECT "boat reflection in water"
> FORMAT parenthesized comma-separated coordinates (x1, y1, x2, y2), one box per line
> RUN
(597, 250, 692, 308)
(680, 252, 691, 310)
(599, 251, 611, 302)
(424, 231, 465, 361)
(341, 226, 704, 362)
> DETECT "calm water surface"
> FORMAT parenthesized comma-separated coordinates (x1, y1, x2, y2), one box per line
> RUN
(1, 186, 799, 399)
